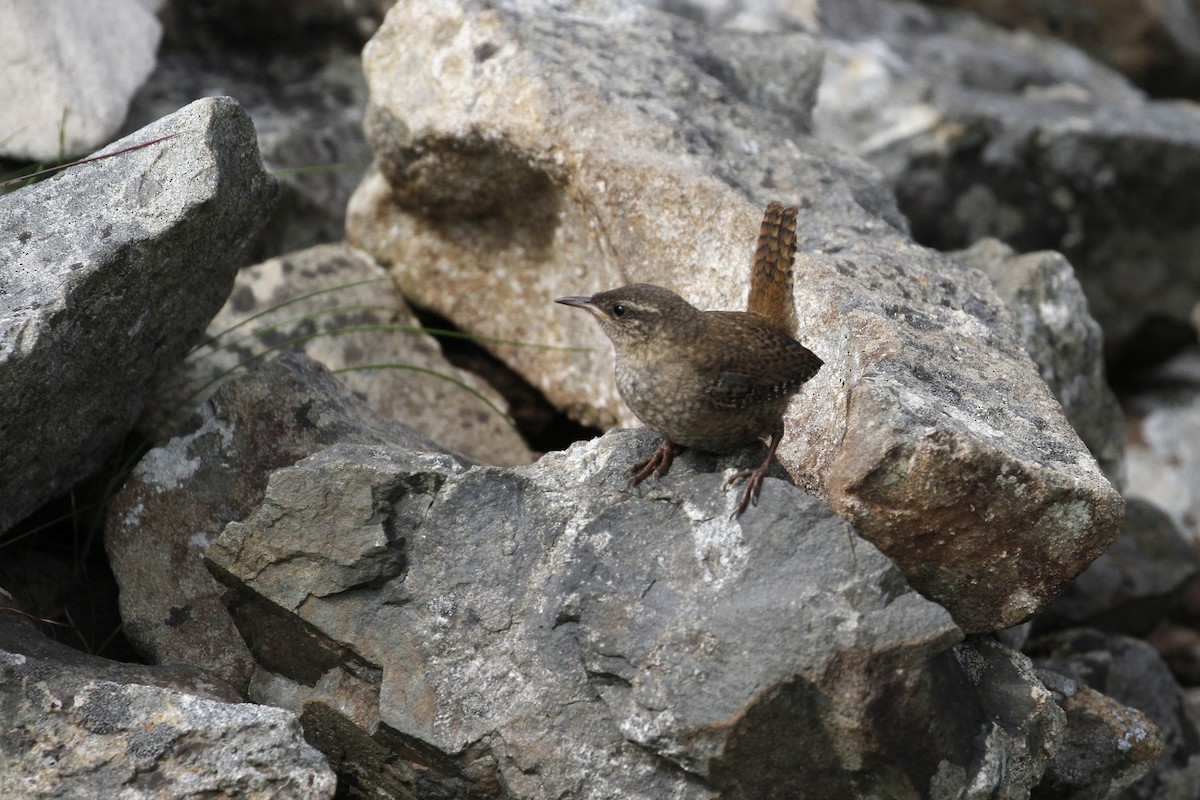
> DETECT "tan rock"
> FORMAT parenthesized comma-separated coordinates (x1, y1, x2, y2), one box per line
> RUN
(154, 242, 533, 466)
(346, 0, 1122, 632)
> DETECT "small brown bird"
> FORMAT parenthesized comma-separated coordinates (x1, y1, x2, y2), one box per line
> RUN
(556, 201, 822, 516)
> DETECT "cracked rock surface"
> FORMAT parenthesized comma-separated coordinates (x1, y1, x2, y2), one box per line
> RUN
(205, 428, 1074, 799)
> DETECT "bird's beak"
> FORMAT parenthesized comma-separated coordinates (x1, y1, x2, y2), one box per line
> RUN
(555, 296, 601, 315)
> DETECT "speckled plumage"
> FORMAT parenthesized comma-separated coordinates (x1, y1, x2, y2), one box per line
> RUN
(556, 202, 822, 515)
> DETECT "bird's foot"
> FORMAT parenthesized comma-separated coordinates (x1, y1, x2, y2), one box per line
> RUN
(724, 432, 782, 518)
(724, 464, 768, 518)
(627, 440, 685, 487)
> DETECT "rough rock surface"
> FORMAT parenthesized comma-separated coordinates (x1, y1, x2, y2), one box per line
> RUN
(815, 0, 1200, 365)
(955, 238, 1125, 486)
(346, 0, 1122, 632)
(0, 0, 161, 161)
(0, 589, 240, 704)
(0, 96, 278, 535)
(1032, 629, 1200, 800)
(153, 242, 533, 465)
(205, 428, 1081, 799)
(1034, 667, 1164, 800)
(105, 352, 457, 692)
(1034, 497, 1197, 637)
(0, 591, 335, 800)
(944, 636, 1066, 795)
(125, 48, 372, 259)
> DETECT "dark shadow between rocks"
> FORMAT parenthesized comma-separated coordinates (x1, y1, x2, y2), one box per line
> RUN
(410, 305, 603, 454)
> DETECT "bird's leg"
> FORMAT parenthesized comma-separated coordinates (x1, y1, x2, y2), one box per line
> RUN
(627, 439, 686, 487)
(724, 426, 783, 518)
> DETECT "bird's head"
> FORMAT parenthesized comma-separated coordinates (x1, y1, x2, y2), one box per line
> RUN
(555, 283, 700, 352)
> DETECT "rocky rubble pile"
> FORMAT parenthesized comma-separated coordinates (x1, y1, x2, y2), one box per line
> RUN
(3, 1, 1200, 798)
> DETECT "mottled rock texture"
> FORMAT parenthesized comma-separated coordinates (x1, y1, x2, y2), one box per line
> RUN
(206, 429, 1075, 799)
(0, 96, 277, 535)
(106, 353, 455, 692)
(345, 0, 1122, 632)
(153, 242, 533, 465)
(0, 591, 334, 800)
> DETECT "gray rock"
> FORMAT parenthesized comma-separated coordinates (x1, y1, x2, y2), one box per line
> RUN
(206, 429, 1074, 798)
(0, 0, 161, 161)
(0, 590, 335, 800)
(151, 242, 534, 465)
(1032, 629, 1200, 800)
(1034, 667, 1164, 800)
(1126, 375, 1200, 543)
(1034, 497, 1197, 637)
(652, 0, 818, 31)
(125, 48, 372, 259)
(815, 0, 1200, 365)
(346, 0, 1122, 633)
(0, 588, 240, 704)
(946, 636, 1066, 797)
(0, 96, 278, 535)
(893, 0, 1200, 96)
(955, 238, 1126, 487)
(105, 352, 456, 692)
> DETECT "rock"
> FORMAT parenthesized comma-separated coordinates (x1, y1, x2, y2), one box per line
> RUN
(348, 0, 830, 436)
(105, 352, 457, 692)
(0, 96, 278, 535)
(205, 429, 1077, 798)
(125, 48, 372, 260)
(1033, 667, 1164, 800)
(0, 590, 335, 799)
(948, 636, 1066, 795)
(907, 0, 1200, 96)
(815, 0, 1200, 367)
(346, 0, 1122, 632)
(152, 242, 534, 465)
(652, 0, 818, 31)
(1126, 373, 1200, 542)
(954, 238, 1125, 487)
(1032, 629, 1200, 800)
(0, 588, 240, 703)
(1033, 497, 1197, 637)
(0, 0, 161, 161)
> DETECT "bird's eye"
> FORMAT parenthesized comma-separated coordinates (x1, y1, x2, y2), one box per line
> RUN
(611, 304, 628, 318)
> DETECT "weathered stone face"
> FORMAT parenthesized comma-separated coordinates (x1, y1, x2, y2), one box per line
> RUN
(345, 0, 1122, 632)
(0, 0, 161, 161)
(150, 242, 534, 466)
(203, 429, 1084, 799)
(0, 591, 335, 800)
(106, 353, 458, 693)
(0, 96, 278, 536)
(815, 0, 1200, 368)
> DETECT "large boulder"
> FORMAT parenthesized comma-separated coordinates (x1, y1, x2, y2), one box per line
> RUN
(204, 429, 1080, 799)
(0, 0, 161, 161)
(151, 242, 534, 465)
(0, 589, 334, 799)
(105, 353, 455, 692)
(0, 96, 278, 535)
(815, 0, 1200, 367)
(345, 0, 1122, 632)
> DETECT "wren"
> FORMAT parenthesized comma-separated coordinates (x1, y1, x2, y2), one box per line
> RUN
(556, 201, 822, 516)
